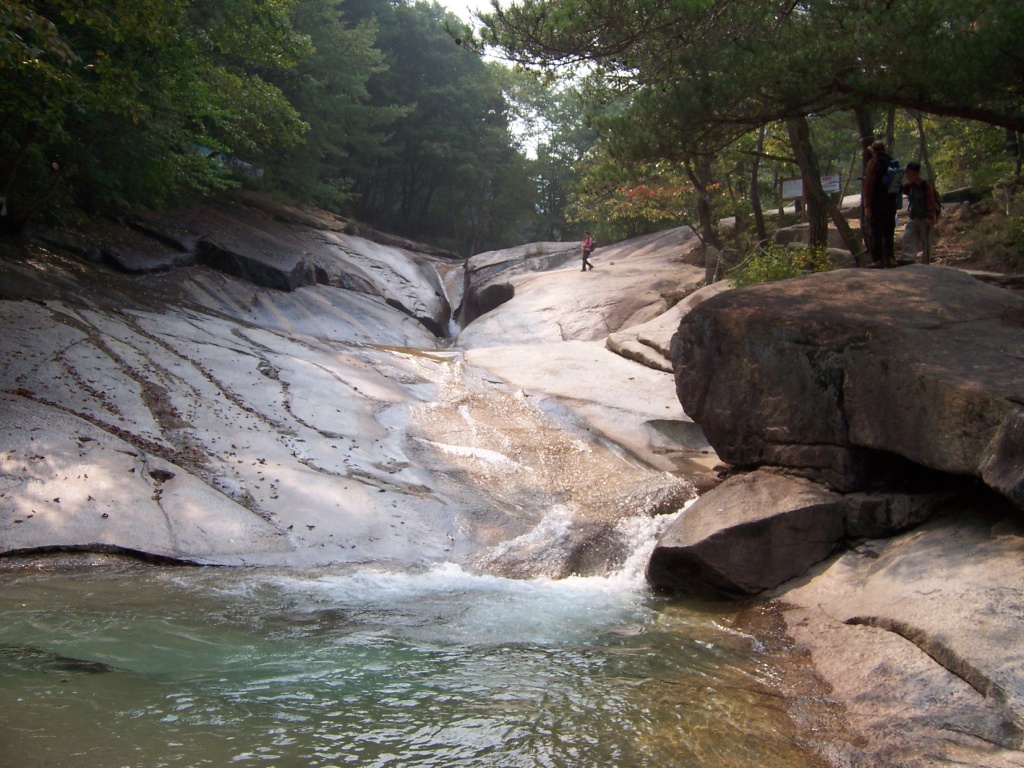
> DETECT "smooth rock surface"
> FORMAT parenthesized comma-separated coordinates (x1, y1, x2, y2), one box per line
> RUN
(459, 227, 705, 349)
(1, 221, 711, 572)
(464, 340, 715, 476)
(0, 393, 290, 563)
(138, 196, 458, 335)
(776, 507, 1024, 766)
(607, 280, 733, 373)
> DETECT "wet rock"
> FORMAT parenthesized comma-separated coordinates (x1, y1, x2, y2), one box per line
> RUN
(1, 222, 717, 567)
(464, 339, 716, 475)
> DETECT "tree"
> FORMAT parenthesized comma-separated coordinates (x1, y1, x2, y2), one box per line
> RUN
(261, 0, 392, 210)
(332, 0, 532, 252)
(497, 69, 598, 240)
(484, 0, 1024, 137)
(1, 0, 311, 229)
(566, 150, 696, 242)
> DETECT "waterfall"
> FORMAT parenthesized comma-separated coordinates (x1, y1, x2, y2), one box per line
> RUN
(466, 501, 689, 586)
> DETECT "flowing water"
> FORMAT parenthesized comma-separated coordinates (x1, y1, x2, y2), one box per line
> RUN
(0, 515, 829, 768)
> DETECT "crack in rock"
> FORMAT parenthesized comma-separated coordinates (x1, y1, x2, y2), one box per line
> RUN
(845, 614, 1024, 745)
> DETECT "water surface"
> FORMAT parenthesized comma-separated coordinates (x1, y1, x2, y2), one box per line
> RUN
(0, 554, 826, 767)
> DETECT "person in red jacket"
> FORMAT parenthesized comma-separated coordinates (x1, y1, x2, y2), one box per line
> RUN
(901, 162, 939, 265)
(862, 140, 899, 268)
(581, 231, 594, 271)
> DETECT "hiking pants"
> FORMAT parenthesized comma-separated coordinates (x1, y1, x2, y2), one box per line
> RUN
(902, 219, 932, 264)
(869, 205, 897, 266)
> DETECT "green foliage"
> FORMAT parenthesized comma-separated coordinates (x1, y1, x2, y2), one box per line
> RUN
(921, 119, 1018, 191)
(480, 0, 1024, 248)
(485, 0, 1024, 138)
(498, 71, 598, 241)
(0, 0, 308, 227)
(566, 151, 695, 241)
(731, 243, 833, 287)
(260, 0, 388, 209)
(321, 0, 534, 253)
(0, 0, 576, 253)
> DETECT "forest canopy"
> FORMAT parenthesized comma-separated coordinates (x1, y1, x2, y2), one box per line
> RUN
(0, 0, 568, 253)
(481, 0, 1024, 249)
(2, 0, 1022, 256)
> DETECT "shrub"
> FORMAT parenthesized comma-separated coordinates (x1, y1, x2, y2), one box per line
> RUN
(730, 243, 833, 286)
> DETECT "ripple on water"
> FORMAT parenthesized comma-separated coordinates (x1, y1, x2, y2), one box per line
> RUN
(0, 562, 832, 767)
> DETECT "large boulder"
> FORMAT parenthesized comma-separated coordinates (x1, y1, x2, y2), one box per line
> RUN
(647, 468, 959, 597)
(776, 507, 1024, 764)
(647, 470, 847, 597)
(671, 266, 1024, 506)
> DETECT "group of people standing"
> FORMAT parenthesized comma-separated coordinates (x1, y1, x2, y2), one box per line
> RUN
(862, 140, 940, 268)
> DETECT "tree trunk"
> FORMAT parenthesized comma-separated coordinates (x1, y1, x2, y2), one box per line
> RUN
(885, 106, 896, 150)
(1, 125, 39, 202)
(854, 105, 875, 172)
(787, 116, 860, 255)
(915, 112, 936, 185)
(841, 149, 858, 199)
(684, 156, 723, 250)
(786, 117, 829, 247)
(774, 170, 784, 219)
(751, 125, 767, 242)
(1018, 132, 1023, 183)
(827, 195, 861, 256)
(1008, 129, 1023, 183)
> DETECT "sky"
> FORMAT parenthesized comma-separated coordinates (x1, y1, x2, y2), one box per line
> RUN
(440, 0, 491, 22)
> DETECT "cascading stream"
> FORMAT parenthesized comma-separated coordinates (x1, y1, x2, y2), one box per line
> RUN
(0, 221, 834, 767)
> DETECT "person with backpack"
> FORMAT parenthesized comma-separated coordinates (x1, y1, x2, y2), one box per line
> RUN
(862, 140, 902, 268)
(901, 161, 939, 265)
(581, 231, 595, 271)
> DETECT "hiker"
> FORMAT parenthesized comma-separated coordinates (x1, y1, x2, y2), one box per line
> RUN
(862, 140, 900, 268)
(901, 161, 939, 265)
(581, 231, 594, 271)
